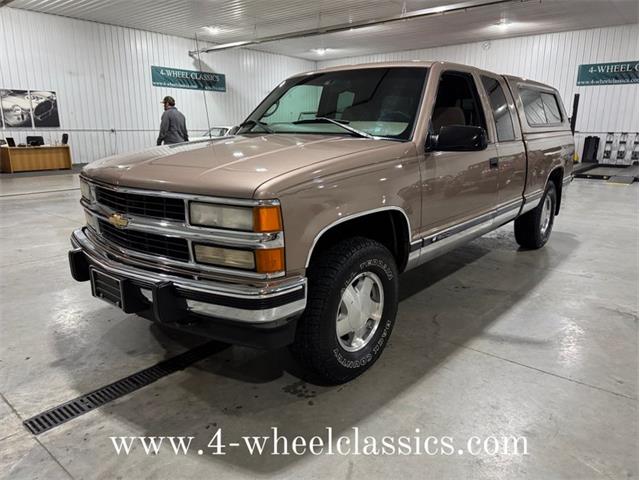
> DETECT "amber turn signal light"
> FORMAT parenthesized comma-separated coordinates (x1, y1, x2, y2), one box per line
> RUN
(253, 205, 283, 232)
(255, 248, 285, 273)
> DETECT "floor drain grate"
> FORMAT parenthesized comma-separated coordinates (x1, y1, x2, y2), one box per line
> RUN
(23, 340, 222, 435)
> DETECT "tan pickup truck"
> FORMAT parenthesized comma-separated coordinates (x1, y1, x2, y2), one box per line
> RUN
(69, 61, 574, 383)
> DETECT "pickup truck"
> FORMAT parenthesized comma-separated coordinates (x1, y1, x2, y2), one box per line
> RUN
(69, 61, 574, 384)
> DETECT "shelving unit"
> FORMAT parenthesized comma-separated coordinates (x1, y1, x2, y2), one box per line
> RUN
(574, 131, 639, 183)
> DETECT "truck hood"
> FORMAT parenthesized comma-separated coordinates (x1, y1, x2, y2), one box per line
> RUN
(83, 134, 394, 198)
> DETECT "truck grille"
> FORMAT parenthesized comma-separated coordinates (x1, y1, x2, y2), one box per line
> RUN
(95, 187, 185, 222)
(98, 220, 190, 261)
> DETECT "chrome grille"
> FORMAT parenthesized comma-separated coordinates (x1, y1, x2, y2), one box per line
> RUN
(95, 187, 185, 221)
(98, 220, 190, 261)
(81, 180, 284, 279)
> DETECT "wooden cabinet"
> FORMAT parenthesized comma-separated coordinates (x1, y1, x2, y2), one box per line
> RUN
(0, 145, 72, 173)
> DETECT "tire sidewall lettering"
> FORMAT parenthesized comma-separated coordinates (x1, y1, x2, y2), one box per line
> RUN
(332, 255, 395, 370)
(360, 258, 394, 281)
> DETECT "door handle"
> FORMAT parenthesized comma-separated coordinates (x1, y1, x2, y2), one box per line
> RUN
(489, 157, 499, 168)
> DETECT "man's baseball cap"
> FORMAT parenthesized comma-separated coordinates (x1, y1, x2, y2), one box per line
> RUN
(161, 96, 175, 106)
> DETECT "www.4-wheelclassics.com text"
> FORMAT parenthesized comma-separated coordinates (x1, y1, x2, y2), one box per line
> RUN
(110, 427, 529, 457)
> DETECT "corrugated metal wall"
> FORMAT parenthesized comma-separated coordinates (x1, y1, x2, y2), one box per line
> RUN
(319, 24, 639, 160)
(1, 6, 636, 164)
(0, 7, 315, 164)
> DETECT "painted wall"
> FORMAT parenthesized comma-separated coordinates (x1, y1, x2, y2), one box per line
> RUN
(318, 24, 639, 161)
(0, 7, 315, 164)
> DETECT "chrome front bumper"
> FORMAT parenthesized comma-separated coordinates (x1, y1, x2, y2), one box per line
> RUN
(69, 228, 307, 325)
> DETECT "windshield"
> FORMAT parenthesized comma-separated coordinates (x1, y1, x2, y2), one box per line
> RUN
(239, 67, 429, 140)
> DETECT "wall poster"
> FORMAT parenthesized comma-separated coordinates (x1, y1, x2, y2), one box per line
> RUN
(0, 89, 61, 128)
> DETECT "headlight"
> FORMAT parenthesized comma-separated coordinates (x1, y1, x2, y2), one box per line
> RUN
(189, 202, 282, 232)
(190, 203, 253, 230)
(80, 179, 93, 201)
(193, 244, 255, 270)
(193, 244, 285, 273)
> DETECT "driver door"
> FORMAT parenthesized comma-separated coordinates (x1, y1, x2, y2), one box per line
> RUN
(421, 70, 499, 234)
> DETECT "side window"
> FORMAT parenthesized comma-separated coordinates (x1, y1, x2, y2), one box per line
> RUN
(520, 89, 546, 125)
(541, 93, 562, 123)
(431, 71, 487, 132)
(520, 88, 563, 126)
(481, 76, 515, 142)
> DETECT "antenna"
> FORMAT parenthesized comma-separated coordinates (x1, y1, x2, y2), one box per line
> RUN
(194, 32, 213, 139)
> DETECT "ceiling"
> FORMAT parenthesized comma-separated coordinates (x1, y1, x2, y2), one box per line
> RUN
(6, 0, 638, 60)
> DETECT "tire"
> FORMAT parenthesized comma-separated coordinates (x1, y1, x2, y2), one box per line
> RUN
(514, 182, 557, 249)
(290, 237, 399, 384)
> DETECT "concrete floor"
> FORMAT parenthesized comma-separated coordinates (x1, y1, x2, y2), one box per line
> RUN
(0, 174, 637, 479)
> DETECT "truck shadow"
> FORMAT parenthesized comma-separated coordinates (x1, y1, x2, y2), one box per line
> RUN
(69, 230, 579, 474)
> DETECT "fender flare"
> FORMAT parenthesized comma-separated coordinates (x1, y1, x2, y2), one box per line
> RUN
(304, 206, 412, 268)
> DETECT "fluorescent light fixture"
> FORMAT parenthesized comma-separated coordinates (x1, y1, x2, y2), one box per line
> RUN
(348, 25, 383, 33)
(213, 40, 250, 49)
(311, 48, 329, 55)
(204, 26, 221, 34)
(190, 1, 525, 55)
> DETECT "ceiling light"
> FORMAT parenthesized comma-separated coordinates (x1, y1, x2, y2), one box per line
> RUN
(204, 26, 221, 35)
(311, 48, 329, 55)
(495, 18, 510, 30)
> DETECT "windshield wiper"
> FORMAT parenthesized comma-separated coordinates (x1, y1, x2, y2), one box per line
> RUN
(238, 119, 274, 134)
(292, 117, 374, 139)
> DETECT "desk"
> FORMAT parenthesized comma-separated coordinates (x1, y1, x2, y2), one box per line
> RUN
(0, 145, 72, 173)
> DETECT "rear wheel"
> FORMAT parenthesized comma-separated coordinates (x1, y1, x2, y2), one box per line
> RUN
(290, 237, 399, 384)
(514, 182, 557, 249)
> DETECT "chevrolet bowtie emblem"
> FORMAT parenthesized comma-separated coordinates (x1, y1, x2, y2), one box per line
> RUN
(108, 213, 129, 229)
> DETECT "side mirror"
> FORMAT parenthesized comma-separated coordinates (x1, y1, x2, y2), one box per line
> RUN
(427, 125, 488, 152)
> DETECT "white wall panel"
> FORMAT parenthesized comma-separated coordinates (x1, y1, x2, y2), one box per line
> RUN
(0, 7, 314, 164)
(1, 6, 636, 165)
(319, 24, 639, 159)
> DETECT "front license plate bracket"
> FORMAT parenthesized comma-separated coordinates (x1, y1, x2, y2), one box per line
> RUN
(90, 268, 148, 313)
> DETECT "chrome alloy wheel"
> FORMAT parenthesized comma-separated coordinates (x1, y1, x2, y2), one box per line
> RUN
(540, 193, 553, 236)
(335, 271, 385, 352)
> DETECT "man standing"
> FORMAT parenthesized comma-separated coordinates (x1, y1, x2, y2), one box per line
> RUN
(157, 96, 188, 145)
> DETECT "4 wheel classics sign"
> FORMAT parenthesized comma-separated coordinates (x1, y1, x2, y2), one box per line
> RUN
(151, 66, 226, 92)
(576, 61, 639, 86)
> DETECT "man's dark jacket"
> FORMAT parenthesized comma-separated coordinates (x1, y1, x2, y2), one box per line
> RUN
(157, 107, 188, 145)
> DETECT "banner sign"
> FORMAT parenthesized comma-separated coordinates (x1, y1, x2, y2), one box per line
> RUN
(151, 66, 226, 92)
(576, 61, 638, 86)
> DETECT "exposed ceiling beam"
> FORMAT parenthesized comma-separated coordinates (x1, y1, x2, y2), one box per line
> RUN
(188, 0, 518, 56)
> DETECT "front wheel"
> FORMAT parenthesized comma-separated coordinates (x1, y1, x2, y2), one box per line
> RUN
(290, 237, 399, 384)
(514, 182, 557, 249)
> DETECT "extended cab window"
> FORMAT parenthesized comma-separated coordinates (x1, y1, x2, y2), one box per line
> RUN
(520, 88, 563, 126)
(431, 71, 487, 132)
(481, 76, 516, 142)
(541, 93, 562, 123)
(243, 67, 428, 140)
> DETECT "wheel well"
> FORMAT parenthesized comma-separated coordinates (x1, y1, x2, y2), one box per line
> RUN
(548, 168, 564, 215)
(309, 210, 410, 272)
